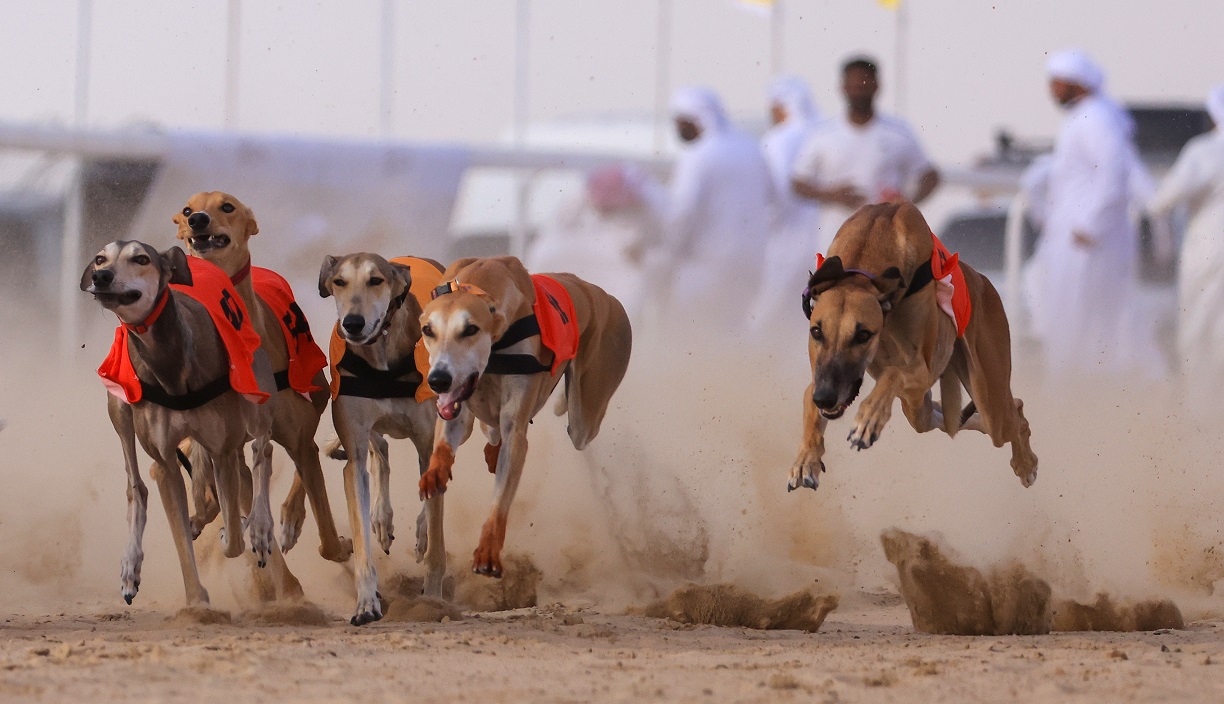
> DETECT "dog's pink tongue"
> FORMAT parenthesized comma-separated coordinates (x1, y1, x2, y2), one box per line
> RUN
(437, 392, 462, 421)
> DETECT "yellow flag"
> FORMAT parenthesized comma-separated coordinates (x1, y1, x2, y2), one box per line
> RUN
(878, 0, 901, 9)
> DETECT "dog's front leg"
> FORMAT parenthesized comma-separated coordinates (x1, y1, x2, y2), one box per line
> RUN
(789, 382, 828, 492)
(411, 424, 447, 598)
(420, 412, 474, 500)
(473, 408, 531, 578)
(108, 399, 147, 605)
(337, 416, 380, 625)
(246, 433, 276, 568)
(848, 369, 905, 450)
(150, 452, 210, 606)
(369, 433, 395, 555)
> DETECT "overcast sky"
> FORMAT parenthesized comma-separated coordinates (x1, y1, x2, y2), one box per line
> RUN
(1, 0, 1219, 165)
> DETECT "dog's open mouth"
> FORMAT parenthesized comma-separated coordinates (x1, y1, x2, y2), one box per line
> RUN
(91, 289, 142, 308)
(817, 378, 863, 420)
(436, 373, 478, 421)
(189, 233, 231, 253)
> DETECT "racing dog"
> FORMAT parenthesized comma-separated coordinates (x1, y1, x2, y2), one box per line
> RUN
(173, 191, 351, 563)
(318, 252, 447, 625)
(790, 202, 1037, 492)
(83, 241, 300, 606)
(417, 256, 632, 580)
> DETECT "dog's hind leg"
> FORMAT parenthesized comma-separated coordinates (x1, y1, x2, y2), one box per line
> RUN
(789, 382, 829, 491)
(108, 398, 148, 605)
(563, 297, 632, 451)
(213, 448, 246, 559)
(186, 441, 219, 539)
(276, 402, 352, 562)
(369, 433, 395, 556)
(150, 453, 210, 606)
(279, 475, 308, 553)
(473, 410, 532, 578)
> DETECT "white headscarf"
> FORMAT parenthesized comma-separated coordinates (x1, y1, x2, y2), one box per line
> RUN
(670, 86, 730, 134)
(767, 75, 818, 123)
(1207, 85, 1224, 128)
(1046, 49, 1104, 92)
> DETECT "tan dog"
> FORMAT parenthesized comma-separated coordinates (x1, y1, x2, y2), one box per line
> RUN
(417, 256, 632, 578)
(173, 191, 351, 563)
(81, 242, 301, 606)
(318, 253, 446, 625)
(790, 202, 1037, 491)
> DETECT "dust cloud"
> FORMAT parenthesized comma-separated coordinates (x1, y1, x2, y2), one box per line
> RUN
(3, 264, 1223, 627)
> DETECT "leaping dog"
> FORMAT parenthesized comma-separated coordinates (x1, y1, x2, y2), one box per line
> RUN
(83, 242, 296, 607)
(318, 252, 447, 626)
(790, 202, 1037, 492)
(417, 256, 632, 579)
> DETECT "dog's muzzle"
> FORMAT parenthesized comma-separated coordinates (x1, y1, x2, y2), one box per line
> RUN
(189, 233, 231, 252)
(813, 377, 863, 420)
(87, 269, 142, 307)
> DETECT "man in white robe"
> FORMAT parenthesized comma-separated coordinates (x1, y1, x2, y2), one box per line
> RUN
(751, 76, 823, 328)
(1149, 86, 1224, 390)
(1023, 49, 1157, 378)
(664, 86, 774, 331)
(791, 56, 940, 253)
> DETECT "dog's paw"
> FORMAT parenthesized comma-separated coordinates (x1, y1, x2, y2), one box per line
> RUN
(787, 455, 825, 492)
(848, 398, 892, 450)
(415, 505, 429, 563)
(350, 592, 383, 626)
(373, 505, 395, 556)
(190, 514, 207, 541)
(1013, 459, 1038, 488)
(419, 466, 451, 501)
(472, 543, 504, 579)
(246, 506, 275, 569)
(278, 496, 307, 554)
(119, 548, 144, 605)
(319, 536, 353, 563)
(219, 524, 245, 559)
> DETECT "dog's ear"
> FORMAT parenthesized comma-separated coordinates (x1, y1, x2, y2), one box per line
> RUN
(161, 246, 194, 287)
(318, 255, 339, 299)
(243, 203, 259, 238)
(80, 257, 97, 291)
(388, 261, 413, 298)
(806, 256, 846, 297)
(488, 306, 508, 343)
(873, 266, 906, 314)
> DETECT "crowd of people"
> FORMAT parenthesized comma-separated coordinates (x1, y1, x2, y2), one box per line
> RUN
(528, 50, 1224, 386)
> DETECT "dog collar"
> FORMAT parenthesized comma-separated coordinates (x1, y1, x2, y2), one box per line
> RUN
(122, 288, 171, 335)
(431, 280, 491, 300)
(360, 289, 411, 345)
(229, 259, 252, 287)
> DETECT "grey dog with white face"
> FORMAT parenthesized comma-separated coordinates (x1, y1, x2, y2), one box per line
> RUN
(82, 241, 288, 608)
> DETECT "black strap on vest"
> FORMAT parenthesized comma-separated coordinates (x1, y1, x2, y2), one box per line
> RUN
(904, 259, 935, 299)
(485, 315, 553, 375)
(139, 375, 231, 411)
(273, 369, 291, 392)
(335, 348, 422, 399)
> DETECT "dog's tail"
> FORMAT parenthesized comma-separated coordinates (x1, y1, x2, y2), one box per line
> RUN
(323, 435, 347, 461)
(939, 371, 963, 437)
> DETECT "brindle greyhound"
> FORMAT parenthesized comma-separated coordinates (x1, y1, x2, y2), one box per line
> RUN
(173, 191, 351, 563)
(82, 241, 301, 607)
(791, 202, 1037, 492)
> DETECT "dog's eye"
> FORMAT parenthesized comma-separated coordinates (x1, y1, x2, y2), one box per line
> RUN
(368, 277, 384, 286)
(461, 324, 479, 338)
(852, 329, 875, 345)
(332, 278, 347, 288)
(181, 207, 191, 217)
(810, 325, 824, 343)
(421, 324, 434, 338)
(221, 203, 235, 213)
(132, 255, 151, 266)
(94, 255, 106, 265)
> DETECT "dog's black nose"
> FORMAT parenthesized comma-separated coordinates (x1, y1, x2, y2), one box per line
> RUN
(427, 369, 453, 393)
(187, 211, 211, 231)
(92, 268, 114, 288)
(341, 314, 366, 337)
(812, 387, 839, 410)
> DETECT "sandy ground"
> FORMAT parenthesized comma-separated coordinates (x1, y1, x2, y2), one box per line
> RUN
(3, 596, 1223, 703)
